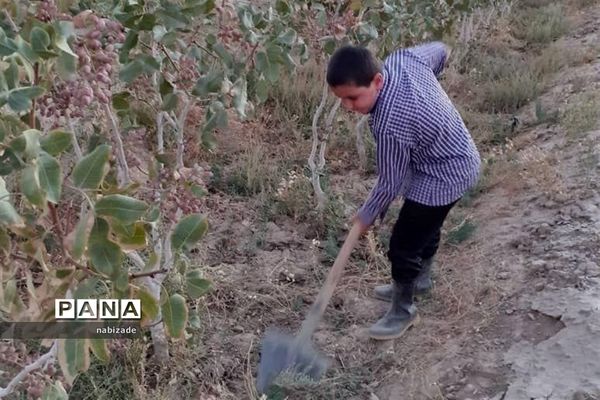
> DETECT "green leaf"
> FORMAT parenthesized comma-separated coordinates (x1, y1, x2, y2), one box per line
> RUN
(7, 86, 45, 113)
(159, 76, 174, 96)
(38, 152, 62, 203)
(53, 21, 77, 57)
(275, 0, 291, 15)
(95, 194, 148, 224)
(255, 78, 269, 103)
(323, 37, 337, 55)
(41, 381, 68, 400)
(72, 144, 110, 190)
(10, 129, 41, 160)
(4, 59, 18, 90)
(240, 10, 253, 29)
(56, 50, 77, 80)
(0, 30, 17, 56)
(161, 92, 178, 111)
(30, 27, 52, 56)
(171, 214, 208, 251)
(137, 14, 157, 30)
(0, 148, 23, 175)
(277, 29, 297, 46)
(119, 60, 145, 83)
(0, 177, 23, 226)
(111, 220, 147, 250)
(15, 35, 38, 63)
(88, 218, 122, 276)
(70, 209, 91, 260)
(186, 269, 212, 298)
(231, 77, 247, 119)
(137, 54, 161, 71)
(40, 130, 73, 155)
(161, 293, 188, 338)
(119, 31, 138, 63)
(57, 339, 90, 385)
(201, 101, 227, 139)
(212, 43, 233, 68)
(20, 165, 45, 207)
(136, 286, 159, 325)
(190, 184, 207, 198)
(256, 52, 279, 83)
(112, 92, 131, 110)
(156, 8, 189, 29)
(89, 339, 110, 363)
(192, 70, 223, 96)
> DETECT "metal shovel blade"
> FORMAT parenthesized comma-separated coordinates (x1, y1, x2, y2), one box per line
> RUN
(256, 328, 330, 394)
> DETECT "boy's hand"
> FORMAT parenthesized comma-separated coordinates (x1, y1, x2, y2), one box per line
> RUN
(351, 215, 371, 235)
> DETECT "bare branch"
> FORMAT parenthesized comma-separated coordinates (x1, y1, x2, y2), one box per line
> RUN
(0, 341, 57, 398)
(355, 115, 369, 170)
(175, 94, 192, 170)
(103, 103, 130, 186)
(317, 97, 341, 170)
(129, 268, 169, 279)
(156, 112, 165, 153)
(309, 82, 329, 210)
(67, 118, 83, 159)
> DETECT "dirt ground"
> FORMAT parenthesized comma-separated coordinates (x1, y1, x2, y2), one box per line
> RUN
(185, 2, 600, 400)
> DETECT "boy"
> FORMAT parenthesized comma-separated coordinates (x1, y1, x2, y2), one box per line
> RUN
(326, 42, 481, 340)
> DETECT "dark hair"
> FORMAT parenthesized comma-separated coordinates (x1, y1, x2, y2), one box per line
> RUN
(326, 45, 381, 87)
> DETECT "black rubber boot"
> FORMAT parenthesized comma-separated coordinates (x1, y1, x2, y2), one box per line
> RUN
(369, 281, 419, 340)
(373, 257, 434, 301)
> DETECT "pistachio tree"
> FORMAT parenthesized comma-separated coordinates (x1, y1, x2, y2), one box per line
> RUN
(0, 0, 305, 397)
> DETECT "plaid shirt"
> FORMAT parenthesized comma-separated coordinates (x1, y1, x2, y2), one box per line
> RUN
(358, 41, 481, 226)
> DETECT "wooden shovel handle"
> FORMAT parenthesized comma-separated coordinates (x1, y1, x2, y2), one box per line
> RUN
(297, 222, 363, 341)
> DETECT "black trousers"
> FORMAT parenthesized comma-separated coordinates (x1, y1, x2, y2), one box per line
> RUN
(388, 199, 457, 284)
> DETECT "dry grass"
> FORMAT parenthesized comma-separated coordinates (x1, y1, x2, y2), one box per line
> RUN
(561, 91, 600, 136)
(265, 60, 326, 131)
(479, 69, 540, 113)
(514, 3, 568, 44)
(531, 41, 586, 77)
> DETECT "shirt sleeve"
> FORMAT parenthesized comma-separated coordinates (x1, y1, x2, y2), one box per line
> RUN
(407, 41, 448, 77)
(357, 133, 410, 226)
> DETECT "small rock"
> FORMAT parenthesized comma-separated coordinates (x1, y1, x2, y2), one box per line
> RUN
(497, 272, 510, 280)
(535, 282, 545, 291)
(278, 266, 306, 284)
(232, 325, 244, 333)
(505, 309, 514, 315)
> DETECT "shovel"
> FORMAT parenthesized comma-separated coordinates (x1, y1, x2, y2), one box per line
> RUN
(256, 222, 363, 394)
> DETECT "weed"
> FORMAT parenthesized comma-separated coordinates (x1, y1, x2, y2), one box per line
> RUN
(70, 355, 135, 400)
(265, 60, 325, 129)
(446, 217, 477, 245)
(210, 144, 282, 196)
(479, 69, 539, 113)
(516, 4, 568, 44)
(561, 91, 600, 136)
(531, 41, 587, 77)
(534, 99, 560, 125)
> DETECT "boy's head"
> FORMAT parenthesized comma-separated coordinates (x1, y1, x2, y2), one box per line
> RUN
(326, 45, 383, 115)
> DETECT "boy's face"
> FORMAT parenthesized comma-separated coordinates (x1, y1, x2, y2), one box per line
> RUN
(330, 73, 384, 115)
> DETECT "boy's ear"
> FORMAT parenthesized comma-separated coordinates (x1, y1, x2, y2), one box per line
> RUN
(373, 72, 384, 90)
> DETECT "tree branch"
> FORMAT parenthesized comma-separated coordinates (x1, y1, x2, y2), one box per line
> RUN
(308, 82, 329, 211)
(103, 103, 130, 186)
(0, 341, 57, 398)
(175, 95, 192, 170)
(68, 118, 83, 159)
(129, 268, 169, 279)
(355, 115, 369, 171)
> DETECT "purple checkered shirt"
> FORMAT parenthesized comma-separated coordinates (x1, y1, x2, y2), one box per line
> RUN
(358, 41, 481, 226)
